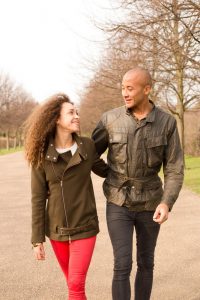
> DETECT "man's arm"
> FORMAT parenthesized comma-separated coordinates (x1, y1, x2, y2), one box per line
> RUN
(91, 139, 109, 178)
(154, 118, 184, 224)
(153, 120, 184, 224)
(161, 118, 184, 209)
(91, 119, 109, 155)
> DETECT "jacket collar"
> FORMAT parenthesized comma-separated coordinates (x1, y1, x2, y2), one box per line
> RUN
(146, 102, 156, 123)
(126, 100, 156, 123)
(45, 134, 88, 163)
(74, 134, 88, 160)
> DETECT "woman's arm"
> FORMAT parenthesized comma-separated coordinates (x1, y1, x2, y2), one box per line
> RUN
(31, 165, 48, 245)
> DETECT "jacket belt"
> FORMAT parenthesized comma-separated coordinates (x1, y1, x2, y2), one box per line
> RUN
(57, 218, 97, 236)
(106, 171, 161, 191)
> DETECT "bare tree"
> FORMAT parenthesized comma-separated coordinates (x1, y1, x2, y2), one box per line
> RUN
(0, 74, 16, 149)
(79, 46, 139, 134)
(91, 0, 200, 152)
(0, 73, 37, 149)
(160, 0, 200, 44)
(184, 110, 200, 156)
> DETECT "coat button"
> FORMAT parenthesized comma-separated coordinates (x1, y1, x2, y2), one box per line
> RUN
(47, 155, 50, 158)
(50, 144, 53, 146)
(53, 157, 56, 160)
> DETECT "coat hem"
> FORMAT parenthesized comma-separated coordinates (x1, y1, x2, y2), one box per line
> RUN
(46, 228, 99, 242)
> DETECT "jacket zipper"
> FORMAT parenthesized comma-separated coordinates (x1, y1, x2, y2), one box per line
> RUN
(60, 179, 71, 243)
(51, 159, 81, 243)
(60, 158, 82, 241)
(51, 162, 72, 243)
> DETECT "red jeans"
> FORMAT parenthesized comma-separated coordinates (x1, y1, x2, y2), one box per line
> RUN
(50, 236, 96, 300)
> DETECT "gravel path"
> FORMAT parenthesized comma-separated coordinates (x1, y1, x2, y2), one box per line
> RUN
(0, 152, 200, 300)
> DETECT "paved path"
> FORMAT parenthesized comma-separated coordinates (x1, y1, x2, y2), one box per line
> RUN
(0, 152, 200, 300)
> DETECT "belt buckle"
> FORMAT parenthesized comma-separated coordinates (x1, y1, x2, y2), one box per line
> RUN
(59, 228, 65, 235)
(131, 185, 141, 194)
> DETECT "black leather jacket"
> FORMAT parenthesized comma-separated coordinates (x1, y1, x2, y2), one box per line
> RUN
(92, 104, 184, 211)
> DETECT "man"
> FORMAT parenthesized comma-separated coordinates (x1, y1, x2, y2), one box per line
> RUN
(92, 67, 184, 300)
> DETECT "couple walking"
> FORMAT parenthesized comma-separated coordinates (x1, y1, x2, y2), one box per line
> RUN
(24, 67, 184, 300)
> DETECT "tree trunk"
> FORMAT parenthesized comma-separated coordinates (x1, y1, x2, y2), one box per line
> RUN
(18, 132, 23, 147)
(6, 130, 9, 150)
(176, 113, 185, 167)
(173, 0, 185, 166)
(14, 136, 17, 149)
(176, 113, 184, 151)
(13, 130, 18, 149)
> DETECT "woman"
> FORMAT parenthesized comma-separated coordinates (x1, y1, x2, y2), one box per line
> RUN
(24, 93, 108, 300)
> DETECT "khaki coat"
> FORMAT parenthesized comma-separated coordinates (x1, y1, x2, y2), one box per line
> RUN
(31, 135, 108, 243)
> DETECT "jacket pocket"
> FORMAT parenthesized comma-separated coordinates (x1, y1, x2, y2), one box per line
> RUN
(146, 135, 167, 167)
(108, 133, 127, 164)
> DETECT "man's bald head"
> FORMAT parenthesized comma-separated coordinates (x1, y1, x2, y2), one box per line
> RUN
(123, 67, 152, 88)
(121, 67, 152, 110)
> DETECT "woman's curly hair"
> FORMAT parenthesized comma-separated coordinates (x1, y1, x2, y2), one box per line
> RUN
(24, 93, 73, 168)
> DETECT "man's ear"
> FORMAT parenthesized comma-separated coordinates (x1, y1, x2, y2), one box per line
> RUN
(144, 85, 151, 95)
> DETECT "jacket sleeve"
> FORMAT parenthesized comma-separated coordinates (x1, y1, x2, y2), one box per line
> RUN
(161, 118, 184, 210)
(91, 119, 109, 156)
(31, 165, 48, 243)
(91, 140, 109, 178)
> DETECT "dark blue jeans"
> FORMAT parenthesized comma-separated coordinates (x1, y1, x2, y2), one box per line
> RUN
(106, 202, 160, 300)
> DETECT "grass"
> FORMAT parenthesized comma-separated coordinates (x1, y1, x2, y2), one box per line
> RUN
(0, 147, 23, 155)
(184, 155, 200, 194)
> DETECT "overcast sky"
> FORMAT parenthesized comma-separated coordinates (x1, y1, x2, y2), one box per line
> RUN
(0, 0, 117, 103)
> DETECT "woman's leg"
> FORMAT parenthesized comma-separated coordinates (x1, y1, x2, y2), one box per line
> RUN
(68, 236, 96, 300)
(50, 239, 70, 280)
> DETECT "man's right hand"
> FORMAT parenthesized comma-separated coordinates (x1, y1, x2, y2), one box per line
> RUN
(153, 203, 169, 224)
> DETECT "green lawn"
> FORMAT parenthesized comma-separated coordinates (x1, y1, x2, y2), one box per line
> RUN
(184, 155, 200, 194)
(0, 147, 23, 155)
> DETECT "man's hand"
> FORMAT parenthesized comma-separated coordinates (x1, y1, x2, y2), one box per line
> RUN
(33, 243, 45, 260)
(153, 203, 169, 224)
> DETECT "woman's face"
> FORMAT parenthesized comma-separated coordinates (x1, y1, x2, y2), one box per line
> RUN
(56, 102, 80, 133)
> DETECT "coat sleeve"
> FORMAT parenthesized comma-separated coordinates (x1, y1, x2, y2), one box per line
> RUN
(91, 140, 109, 178)
(31, 165, 48, 243)
(161, 118, 184, 210)
(91, 119, 109, 156)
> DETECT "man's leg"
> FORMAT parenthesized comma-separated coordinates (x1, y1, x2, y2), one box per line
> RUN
(106, 202, 134, 300)
(134, 211, 160, 300)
